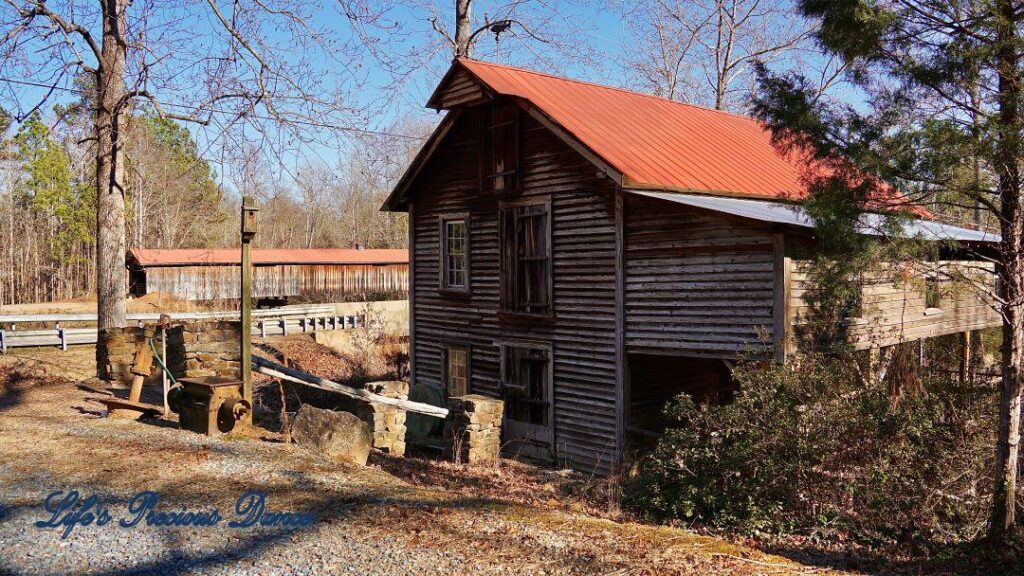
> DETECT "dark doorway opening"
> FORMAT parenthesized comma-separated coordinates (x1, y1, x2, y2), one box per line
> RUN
(627, 354, 734, 442)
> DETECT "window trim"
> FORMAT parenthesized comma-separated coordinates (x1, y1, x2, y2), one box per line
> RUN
(498, 197, 554, 317)
(438, 212, 470, 295)
(442, 343, 471, 398)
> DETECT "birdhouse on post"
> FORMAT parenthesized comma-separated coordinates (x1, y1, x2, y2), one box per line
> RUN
(242, 197, 259, 241)
(240, 196, 259, 422)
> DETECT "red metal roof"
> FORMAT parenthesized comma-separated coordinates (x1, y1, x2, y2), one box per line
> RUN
(444, 58, 923, 215)
(454, 58, 810, 199)
(131, 248, 408, 267)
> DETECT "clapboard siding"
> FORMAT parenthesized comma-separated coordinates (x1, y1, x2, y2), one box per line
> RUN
(624, 195, 777, 358)
(791, 260, 1001, 349)
(407, 108, 619, 472)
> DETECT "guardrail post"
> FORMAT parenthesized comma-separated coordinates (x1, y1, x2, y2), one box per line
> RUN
(259, 320, 266, 338)
(58, 327, 67, 351)
(0, 329, 6, 353)
(280, 318, 286, 336)
(299, 318, 306, 333)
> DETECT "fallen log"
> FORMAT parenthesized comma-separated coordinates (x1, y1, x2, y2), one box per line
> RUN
(251, 355, 449, 419)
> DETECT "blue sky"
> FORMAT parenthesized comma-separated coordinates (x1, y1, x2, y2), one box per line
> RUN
(0, 1, 825, 195)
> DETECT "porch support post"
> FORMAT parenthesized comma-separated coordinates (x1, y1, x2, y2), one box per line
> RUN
(772, 232, 792, 362)
(960, 330, 973, 384)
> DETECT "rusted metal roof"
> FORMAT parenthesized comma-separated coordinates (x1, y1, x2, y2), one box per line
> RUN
(448, 58, 812, 200)
(417, 58, 924, 216)
(130, 248, 408, 267)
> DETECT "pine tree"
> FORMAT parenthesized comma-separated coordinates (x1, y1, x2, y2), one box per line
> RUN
(753, 0, 1022, 538)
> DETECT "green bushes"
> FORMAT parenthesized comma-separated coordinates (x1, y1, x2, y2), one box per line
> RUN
(626, 353, 996, 547)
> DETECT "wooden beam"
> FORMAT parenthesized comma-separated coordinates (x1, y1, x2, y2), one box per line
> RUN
(408, 202, 417, 387)
(614, 187, 627, 463)
(251, 356, 448, 418)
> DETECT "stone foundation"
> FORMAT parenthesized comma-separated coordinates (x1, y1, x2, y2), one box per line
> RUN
(444, 394, 504, 465)
(333, 380, 408, 456)
(97, 321, 240, 384)
(181, 321, 241, 379)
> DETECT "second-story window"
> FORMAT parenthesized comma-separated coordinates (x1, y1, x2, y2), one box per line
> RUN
(500, 200, 552, 314)
(484, 100, 519, 192)
(440, 215, 469, 291)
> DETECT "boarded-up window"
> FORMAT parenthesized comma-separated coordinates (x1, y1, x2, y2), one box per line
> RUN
(444, 345, 469, 397)
(499, 201, 551, 314)
(440, 216, 468, 290)
(484, 101, 519, 192)
(501, 345, 549, 426)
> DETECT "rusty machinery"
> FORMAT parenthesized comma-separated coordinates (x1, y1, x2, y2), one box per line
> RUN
(168, 377, 251, 436)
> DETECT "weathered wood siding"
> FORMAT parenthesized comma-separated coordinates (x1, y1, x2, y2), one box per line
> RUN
(435, 68, 490, 109)
(791, 260, 1000, 349)
(408, 108, 620, 472)
(141, 264, 409, 301)
(624, 195, 778, 358)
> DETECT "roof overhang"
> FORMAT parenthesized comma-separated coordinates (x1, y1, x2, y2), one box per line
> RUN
(381, 112, 459, 212)
(628, 190, 1000, 244)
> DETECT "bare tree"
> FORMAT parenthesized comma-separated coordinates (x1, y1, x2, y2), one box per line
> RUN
(618, 0, 818, 111)
(427, 0, 598, 66)
(0, 0, 400, 347)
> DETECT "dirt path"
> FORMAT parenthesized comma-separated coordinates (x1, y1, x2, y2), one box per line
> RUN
(0, 348, 853, 576)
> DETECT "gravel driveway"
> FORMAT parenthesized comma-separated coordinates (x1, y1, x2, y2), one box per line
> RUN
(0, 349, 844, 576)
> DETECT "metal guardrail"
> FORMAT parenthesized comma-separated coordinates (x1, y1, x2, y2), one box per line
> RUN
(0, 303, 336, 325)
(0, 307, 364, 353)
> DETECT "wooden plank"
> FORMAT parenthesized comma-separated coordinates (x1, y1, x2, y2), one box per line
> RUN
(251, 356, 448, 418)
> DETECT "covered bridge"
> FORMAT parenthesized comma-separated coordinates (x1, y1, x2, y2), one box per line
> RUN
(128, 248, 408, 302)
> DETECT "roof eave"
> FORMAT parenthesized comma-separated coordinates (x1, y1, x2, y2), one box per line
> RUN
(381, 111, 460, 212)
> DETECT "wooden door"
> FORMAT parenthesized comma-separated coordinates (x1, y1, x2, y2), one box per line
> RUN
(500, 344, 554, 463)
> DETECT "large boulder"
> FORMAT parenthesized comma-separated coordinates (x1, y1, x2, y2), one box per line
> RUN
(291, 405, 372, 466)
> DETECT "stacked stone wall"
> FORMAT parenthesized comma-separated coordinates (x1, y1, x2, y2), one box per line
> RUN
(443, 394, 504, 465)
(98, 321, 240, 383)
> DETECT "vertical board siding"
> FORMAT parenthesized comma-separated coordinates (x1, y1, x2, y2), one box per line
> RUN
(409, 109, 619, 472)
(143, 264, 409, 301)
(624, 195, 777, 358)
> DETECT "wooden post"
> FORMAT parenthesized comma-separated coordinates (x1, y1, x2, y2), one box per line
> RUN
(772, 233, 792, 362)
(960, 330, 973, 384)
(161, 325, 169, 415)
(613, 187, 626, 465)
(240, 196, 259, 423)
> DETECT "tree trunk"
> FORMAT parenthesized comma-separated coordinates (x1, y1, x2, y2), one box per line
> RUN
(95, 0, 128, 369)
(989, 0, 1023, 539)
(454, 0, 472, 57)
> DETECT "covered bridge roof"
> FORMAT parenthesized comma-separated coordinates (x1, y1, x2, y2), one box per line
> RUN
(130, 248, 408, 267)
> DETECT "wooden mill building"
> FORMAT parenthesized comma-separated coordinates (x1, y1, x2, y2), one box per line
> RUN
(128, 248, 408, 303)
(383, 58, 1000, 472)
